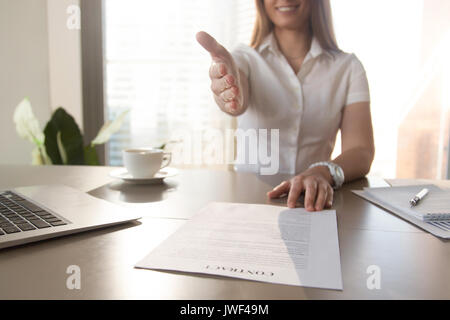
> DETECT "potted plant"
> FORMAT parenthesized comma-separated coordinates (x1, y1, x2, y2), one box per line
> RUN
(13, 98, 128, 165)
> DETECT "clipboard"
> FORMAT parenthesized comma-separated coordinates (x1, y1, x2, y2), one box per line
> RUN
(352, 185, 450, 239)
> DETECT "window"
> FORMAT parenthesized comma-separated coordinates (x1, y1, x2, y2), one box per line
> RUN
(104, 0, 450, 178)
(331, 0, 450, 179)
(104, 0, 255, 166)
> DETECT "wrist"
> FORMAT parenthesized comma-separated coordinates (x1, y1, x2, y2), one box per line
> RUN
(309, 165, 333, 185)
(308, 161, 345, 189)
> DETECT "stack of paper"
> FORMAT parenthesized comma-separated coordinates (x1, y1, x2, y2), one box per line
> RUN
(364, 185, 450, 222)
(353, 185, 450, 238)
(385, 178, 450, 190)
(135, 202, 343, 290)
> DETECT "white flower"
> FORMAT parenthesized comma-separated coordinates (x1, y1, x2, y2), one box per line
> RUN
(13, 98, 45, 146)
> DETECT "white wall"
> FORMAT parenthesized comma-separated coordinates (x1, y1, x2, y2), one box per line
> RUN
(47, 0, 82, 128)
(0, 0, 82, 165)
(0, 0, 52, 165)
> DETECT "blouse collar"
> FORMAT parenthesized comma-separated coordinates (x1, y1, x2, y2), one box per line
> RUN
(257, 32, 333, 60)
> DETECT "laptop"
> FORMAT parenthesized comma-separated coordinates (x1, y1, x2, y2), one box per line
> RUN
(0, 184, 141, 249)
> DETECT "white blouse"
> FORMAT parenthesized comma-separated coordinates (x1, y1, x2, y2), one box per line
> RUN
(231, 33, 370, 175)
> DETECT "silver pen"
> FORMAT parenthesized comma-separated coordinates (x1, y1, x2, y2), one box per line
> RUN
(409, 188, 429, 207)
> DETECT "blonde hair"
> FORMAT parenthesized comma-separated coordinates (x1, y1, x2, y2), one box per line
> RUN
(250, 0, 340, 53)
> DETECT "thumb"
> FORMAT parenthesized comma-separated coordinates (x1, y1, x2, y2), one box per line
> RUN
(196, 31, 230, 61)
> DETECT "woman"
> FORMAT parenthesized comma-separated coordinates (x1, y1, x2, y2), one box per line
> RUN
(196, 0, 374, 211)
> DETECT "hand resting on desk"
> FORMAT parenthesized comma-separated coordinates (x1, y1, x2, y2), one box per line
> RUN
(267, 166, 334, 211)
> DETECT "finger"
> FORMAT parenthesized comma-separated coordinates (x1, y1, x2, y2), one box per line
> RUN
(304, 180, 318, 211)
(220, 86, 239, 103)
(267, 181, 291, 198)
(314, 183, 328, 211)
(224, 101, 238, 112)
(196, 31, 230, 61)
(213, 95, 237, 112)
(209, 62, 228, 79)
(287, 178, 304, 208)
(325, 186, 334, 208)
(211, 74, 235, 95)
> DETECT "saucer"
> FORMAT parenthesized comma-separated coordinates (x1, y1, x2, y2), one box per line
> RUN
(109, 167, 178, 184)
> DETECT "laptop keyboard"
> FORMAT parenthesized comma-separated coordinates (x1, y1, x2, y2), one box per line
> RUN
(0, 191, 67, 236)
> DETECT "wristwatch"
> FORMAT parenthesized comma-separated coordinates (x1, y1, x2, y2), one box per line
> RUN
(308, 161, 345, 189)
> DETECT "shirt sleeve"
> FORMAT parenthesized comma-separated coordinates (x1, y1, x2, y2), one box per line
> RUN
(231, 44, 251, 78)
(345, 54, 370, 106)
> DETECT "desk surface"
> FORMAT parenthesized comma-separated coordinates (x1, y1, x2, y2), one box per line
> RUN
(0, 165, 448, 299)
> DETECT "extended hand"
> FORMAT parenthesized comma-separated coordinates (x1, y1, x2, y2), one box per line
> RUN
(196, 31, 243, 114)
(267, 166, 334, 211)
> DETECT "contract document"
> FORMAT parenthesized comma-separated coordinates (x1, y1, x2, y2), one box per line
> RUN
(135, 202, 343, 290)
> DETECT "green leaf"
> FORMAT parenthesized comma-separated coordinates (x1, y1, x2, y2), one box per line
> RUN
(13, 98, 45, 146)
(84, 145, 100, 165)
(91, 109, 129, 146)
(44, 107, 84, 165)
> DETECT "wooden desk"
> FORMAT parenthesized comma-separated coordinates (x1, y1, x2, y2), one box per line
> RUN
(0, 165, 448, 299)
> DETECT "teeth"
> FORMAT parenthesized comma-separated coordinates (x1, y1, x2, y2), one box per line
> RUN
(277, 6, 297, 12)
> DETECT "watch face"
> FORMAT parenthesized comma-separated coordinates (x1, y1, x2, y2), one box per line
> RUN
(331, 164, 344, 186)
(336, 166, 344, 179)
(332, 167, 338, 177)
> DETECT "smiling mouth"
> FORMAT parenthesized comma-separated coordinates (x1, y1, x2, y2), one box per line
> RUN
(276, 5, 300, 12)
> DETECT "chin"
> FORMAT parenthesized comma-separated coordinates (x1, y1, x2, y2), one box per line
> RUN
(273, 19, 305, 30)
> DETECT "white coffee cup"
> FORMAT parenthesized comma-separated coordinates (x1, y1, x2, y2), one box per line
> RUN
(122, 148, 171, 178)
